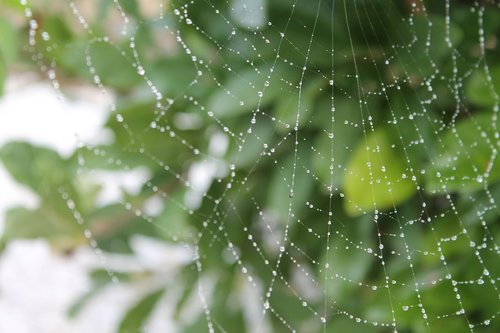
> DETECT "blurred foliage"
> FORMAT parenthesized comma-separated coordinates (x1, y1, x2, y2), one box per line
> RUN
(0, 0, 499, 332)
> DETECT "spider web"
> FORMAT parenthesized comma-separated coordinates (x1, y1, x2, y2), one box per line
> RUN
(19, 0, 500, 332)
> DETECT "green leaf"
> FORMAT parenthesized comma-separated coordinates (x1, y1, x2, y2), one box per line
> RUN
(267, 146, 313, 224)
(229, 117, 274, 168)
(0, 17, 17, 96)
(182, 313, 210, 333)
(149, 57, 199, 95)
(1, 207, 83, 248)
(343, 127, 417, 216)
(89, 42, 142, 90)
(274, 76, 325, 132)
(2, 0, 25, 10)
(0, 142, 75, 193)
(118, 288, 165, 333)
(119, 0, 140, 18)
(312, 97, 365, 191)
(208, 273, 246, 332)
(106, 100, 199, 164)
(0, 51, 5, 96)
(0, 142, 84, 242)
(42, 15, 73, 44)
(86, 203, 139, 253)
(425, 112, 500, 193)
(208, 64, 296, 118)
(319, 213, 374, 303)
(269, 284, 311, 327)
(465, 65, 500, 107)
(154, 191, 195, 241)
(0, 17, 18, 64)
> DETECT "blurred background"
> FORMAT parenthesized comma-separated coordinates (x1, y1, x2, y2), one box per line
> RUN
(0, 0, 499, 332)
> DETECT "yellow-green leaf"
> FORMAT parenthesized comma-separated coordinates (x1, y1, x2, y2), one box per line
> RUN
(343, 128, 417, 216)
